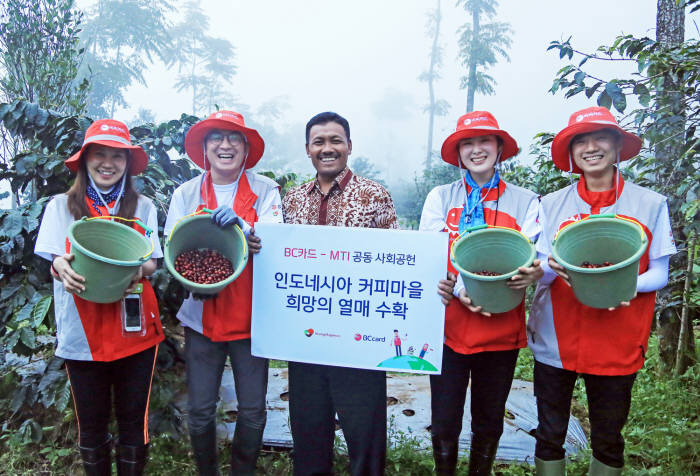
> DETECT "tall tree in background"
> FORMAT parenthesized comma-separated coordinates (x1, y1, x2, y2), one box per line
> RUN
(456, 0, 512, 112)
(654, 0, 689, 374)
(419, 0, 449, 169)
(167, 0, 237, 116)
(80, 0, 172, 117)
(0, 0, 87, 205)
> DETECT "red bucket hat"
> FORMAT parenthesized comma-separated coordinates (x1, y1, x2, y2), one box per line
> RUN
(441, 111, 519, 166)
(552, 106, 642, 174)
(184, 110, 265, 170)
(65, 119, 149, 174)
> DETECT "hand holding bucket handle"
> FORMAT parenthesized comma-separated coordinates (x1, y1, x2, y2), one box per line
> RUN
(52, 253, 86, 294)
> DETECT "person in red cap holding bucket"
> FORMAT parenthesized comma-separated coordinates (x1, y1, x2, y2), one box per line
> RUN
(34, 119, 164, 475)
(420, 111, 543, 475)
(528, 107, 676, 475)
(163, 110, 282, 475)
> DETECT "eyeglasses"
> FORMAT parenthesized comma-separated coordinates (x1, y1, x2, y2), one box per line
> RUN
(206, 131, 245, 146)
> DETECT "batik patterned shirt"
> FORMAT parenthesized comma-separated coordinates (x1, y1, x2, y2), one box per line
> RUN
(282, 167, 398, 229)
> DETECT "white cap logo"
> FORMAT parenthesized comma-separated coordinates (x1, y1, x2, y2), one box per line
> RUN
(100, 124, 109, 131)
(576, 111, 604, 122)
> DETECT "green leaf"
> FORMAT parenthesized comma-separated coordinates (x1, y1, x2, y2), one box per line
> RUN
(31, 295, 52, 327)
(20, 327, 36, 349)
(1, 211, 23, 237)
(633, 83, 651, 107)
(597, 90, 612, 109)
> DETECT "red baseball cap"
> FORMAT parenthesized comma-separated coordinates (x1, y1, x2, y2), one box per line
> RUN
(65, 119, 149, 174)
(184, 110, 265, 170)
(441, 111, 519, 166)
(552, 106, 642, 173)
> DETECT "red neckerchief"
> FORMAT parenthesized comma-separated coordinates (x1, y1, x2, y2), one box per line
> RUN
(198, 171, 258, 225)
(577, 172, 625, 214)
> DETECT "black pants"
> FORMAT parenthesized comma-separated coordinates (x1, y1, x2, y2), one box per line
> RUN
(533, 360, 637, 467)
(288, 362, 387, 476)
(184, 328, 268, 434)
(430, 345, 518, 443)
(65, 345, 158, 448)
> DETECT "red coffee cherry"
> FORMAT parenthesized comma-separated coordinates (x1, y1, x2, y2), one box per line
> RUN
(174, 249, 234, 284)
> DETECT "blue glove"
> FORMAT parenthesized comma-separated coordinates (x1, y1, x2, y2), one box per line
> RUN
(210, 206, 240, 228)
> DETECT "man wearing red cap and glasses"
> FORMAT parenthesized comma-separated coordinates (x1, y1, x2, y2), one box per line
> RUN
(35, 119, 163, 475)
(528, 107, 676, 475)
(420, 111, 542, 475)
(164, 111, 282, 475)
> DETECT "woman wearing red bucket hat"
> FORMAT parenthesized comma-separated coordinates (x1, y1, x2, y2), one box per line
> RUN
(164, 110, 282, 475)
(528, 107, 676, 475)
(34, 119, 164, 475)
(420, 111, 543, 475)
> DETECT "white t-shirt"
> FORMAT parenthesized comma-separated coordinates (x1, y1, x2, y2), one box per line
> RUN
(34, 194, 162, 360)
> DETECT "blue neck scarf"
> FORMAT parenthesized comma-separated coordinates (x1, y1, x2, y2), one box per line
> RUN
(458, 170, 500, 234)
(86, 183, 124, 216)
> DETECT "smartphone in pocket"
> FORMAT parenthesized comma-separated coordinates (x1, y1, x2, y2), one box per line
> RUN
(122, 293, 143, 334)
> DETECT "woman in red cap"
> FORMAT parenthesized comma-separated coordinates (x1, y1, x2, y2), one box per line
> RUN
(164, 110, 282, 475)
(34, 119, 163, 475)
(420, 111, 543, 475)
(528, 107, 676, 476)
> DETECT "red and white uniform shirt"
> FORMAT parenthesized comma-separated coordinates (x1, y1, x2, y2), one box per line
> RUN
(35, 194, 164, 362)
(528, 176, 676, 376)
(164, 171, 282, 342)
(420, 179, 540, 355)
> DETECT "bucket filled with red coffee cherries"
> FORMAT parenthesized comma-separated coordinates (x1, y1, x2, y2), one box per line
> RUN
(552, 214, 647, 309)
(164, 211, 248, 295)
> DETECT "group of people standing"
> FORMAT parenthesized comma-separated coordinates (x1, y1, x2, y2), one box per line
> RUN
(34, 104, 674, 476)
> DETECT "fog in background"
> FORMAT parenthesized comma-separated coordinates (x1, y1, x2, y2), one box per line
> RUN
(57, 1, 700, 185)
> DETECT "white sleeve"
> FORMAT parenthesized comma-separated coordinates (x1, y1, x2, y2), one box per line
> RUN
(34, 197, 67, 261)
(521, 198, 542, 243)
(419, 188, 446, 232)
(164, 188, 187, 237)
(256, 186, 283, 224)
(535, 205, 553, 257)
(145, 202, 163, 259)
(637, 256, 670, 293)
(648, 201, 677, 259)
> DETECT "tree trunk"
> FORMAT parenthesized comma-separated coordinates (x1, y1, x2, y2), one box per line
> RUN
(654, 0, 690, 375)
(425, 0, 441, 169)
(466, 5, 480, 112)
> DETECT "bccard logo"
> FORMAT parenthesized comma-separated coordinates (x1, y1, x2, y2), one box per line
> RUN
(304, 328, 314, 337)
(354, 334, 386, 343)
(215, 112, 223, 118)
(100, 124, 109, 131)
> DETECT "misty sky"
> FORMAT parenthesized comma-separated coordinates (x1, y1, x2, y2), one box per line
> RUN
(116, 0, 699, 183)
(13, 1, 700, 192)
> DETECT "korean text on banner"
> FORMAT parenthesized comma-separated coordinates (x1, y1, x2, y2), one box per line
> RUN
(251, 223, 448, 374)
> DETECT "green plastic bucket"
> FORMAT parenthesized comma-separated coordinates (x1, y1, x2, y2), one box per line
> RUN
(450, 225, 536, 314)
(552, 214, 648, 309)
(164, 213, 248, 295)
(67, 217, 153, 303)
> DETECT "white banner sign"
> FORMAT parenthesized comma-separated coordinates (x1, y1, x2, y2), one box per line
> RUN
(251, 223, 448, 374)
